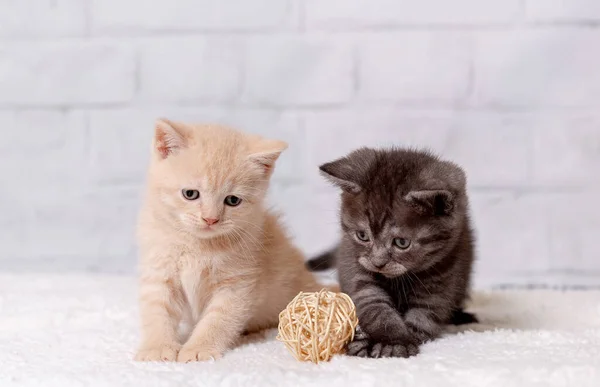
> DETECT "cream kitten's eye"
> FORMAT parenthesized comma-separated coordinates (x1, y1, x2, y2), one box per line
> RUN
(224, 195, 242, 207)
(356, 230, 370, 242)
(182, 189, 200, 200)
(393, 238, 411, 249)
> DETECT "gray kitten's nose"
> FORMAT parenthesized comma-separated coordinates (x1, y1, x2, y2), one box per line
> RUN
(372, 260, 387, 269)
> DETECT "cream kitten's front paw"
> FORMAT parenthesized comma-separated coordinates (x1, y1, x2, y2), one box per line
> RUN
(135, 343, 181, 362)
(176, 344, 223, 363)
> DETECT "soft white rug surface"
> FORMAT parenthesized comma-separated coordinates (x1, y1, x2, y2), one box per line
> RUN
(1, 274, 599, 387)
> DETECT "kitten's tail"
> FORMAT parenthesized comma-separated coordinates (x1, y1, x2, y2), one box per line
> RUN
(305, 248, 336, 271)
(449, 309, 478, 325)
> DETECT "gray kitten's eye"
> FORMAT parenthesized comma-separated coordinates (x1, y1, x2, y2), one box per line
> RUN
(355, 230, 370, 242)
(224, 195, 242, 207)
(393, 238, 411, 249)
(182, 189, 200, 200)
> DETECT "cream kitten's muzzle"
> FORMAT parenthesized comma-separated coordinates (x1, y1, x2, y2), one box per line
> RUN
(179, 213, 231, 237)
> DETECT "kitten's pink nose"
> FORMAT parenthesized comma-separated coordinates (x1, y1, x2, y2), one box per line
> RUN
(203, 217, 219, 226)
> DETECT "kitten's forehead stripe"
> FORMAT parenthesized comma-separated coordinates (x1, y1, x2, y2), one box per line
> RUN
(370, 210, 391, 236)
(389, 226, 401, 235)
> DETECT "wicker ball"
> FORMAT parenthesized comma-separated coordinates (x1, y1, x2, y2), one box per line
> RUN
(276, 289, 358, 363)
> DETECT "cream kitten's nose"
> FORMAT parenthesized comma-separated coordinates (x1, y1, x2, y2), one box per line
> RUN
(202, 217, 219, 226)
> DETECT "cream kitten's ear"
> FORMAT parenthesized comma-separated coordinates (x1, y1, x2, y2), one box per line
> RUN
(248, 139, 288, 173)
(153, 119, 188, 159)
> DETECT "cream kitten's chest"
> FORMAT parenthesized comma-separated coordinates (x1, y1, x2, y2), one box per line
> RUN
(179, 267, 209, 322)
(178, 254, 224, 322)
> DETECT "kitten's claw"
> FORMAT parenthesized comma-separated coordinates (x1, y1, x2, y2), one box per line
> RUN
(356, 348, 369, 357)
(370, 342, 419, 358)
(390, 343, 408, 358)
(375, 342, 419, 358)
(176, 345, 222, 363)
(350, 341, 420, 359)
(346, 324, 420, 359)
(407, 325, 432, 344)
(346, 337, 370, 357)
(407, 343, 419, 357)
(380, 344, 393, 357)
(353, 325, 369, 341)
(135, 343, 180, 362)
(369, 343, 383, 358)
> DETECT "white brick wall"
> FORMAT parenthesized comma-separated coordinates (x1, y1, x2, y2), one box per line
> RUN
(243, 36, 354, 106)
(91, 0, 294, 33)
(305, 0, 522, 28)
(1, 1, 599, 287)
(357, 33, 472, 103)
(138, 38, 242, 103)
(0, 42, 135, 105)
(0, 0, 87, 38)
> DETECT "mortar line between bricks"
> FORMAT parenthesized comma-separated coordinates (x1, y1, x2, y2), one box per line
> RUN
(83, 111, 92, 169)
(547, 222, 557, 273)
(8, 23, 600, 44)
(527, 20, 600, 28)
(236, 41, 246, 100)
(3, 23, 600, 44)
(4, 103, 600, 113)
(133, 51, 142, 95)
(296, 0, 306, 33)
(129, 100, 600, 111)
(465, 33, 476, 102)
(505, 269, 600, 277)
(467, 186, 596, 194)
(525, 128, 535, 194)
(83, 0, 93, 37)
(308, 186, 597, 195)
(515, 0, 528, 25)
(352, 44, 360, 98)
(305, 22, 600, 32)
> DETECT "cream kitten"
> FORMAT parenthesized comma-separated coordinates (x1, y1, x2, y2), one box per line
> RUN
(135, 119, 328, 362)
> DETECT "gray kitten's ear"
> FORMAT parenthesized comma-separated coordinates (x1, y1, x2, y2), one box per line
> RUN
(438, 161, 467, 190)
(319, 159, 362, 193)
(423, 161, 467, 191)
(319, 147, 377, 194)
(405, 190, 454, 216)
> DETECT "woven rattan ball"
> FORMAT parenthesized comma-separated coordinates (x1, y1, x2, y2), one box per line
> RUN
(276, 289, 358, 363)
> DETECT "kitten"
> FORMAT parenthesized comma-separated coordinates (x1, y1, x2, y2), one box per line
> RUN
(135, 119, 327, 362)
(307, 147, 477, 358)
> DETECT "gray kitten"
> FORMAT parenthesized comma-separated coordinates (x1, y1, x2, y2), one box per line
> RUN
(307, 147, 477, 358)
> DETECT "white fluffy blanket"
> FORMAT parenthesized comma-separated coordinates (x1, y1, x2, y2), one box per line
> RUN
(1, 274, 599, 387)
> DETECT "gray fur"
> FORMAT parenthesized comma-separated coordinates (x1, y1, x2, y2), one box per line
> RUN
(308, 147, 477, 358)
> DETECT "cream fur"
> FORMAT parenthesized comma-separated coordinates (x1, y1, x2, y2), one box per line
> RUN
(135, 120, 329, 362)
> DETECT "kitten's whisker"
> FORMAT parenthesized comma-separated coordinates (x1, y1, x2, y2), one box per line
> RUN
(230, 227, 257, 255)
(230, 221, 266, 242)
(409, 272, 431, 297)
(230, 228, 259, 263)
(233, 226, 267, 255)
(233, 219, 268, 235)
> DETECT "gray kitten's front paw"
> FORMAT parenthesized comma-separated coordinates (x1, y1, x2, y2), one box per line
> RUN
(406, 323, 432, 344)
(347, 339, 419, 358)
(346, 325, 370, 357)
(369, 342, 419, 358)
(345, 325, 419, 358)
